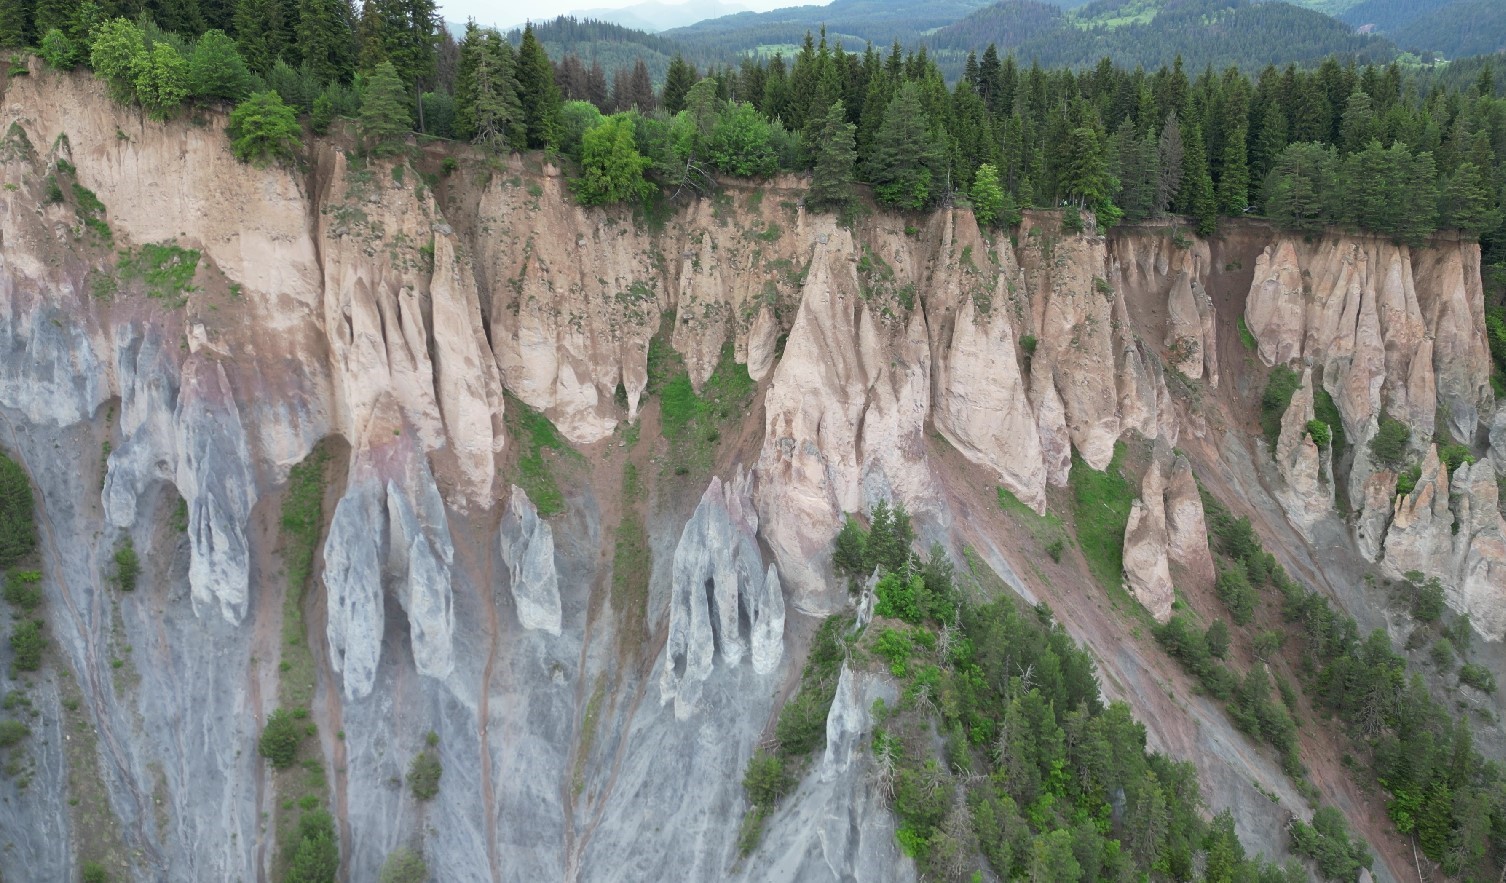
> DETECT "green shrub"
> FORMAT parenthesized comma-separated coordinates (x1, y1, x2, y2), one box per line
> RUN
(1407, 572, 1445, 622)
(1460, 663, 1496, 693)
(1215, 561, 1256, 625)
(1439, 443, 1476, 473)
(1289, 806, 1371, 881)
(1260, 365, 1301, 451)
(773, 615, 847, 757)
(742, 750, 792, 807)
(228, 91, 302, 166)
(1312, 387, 1348, 454)
(379, 848, 427, 883)
(1396, 464, 1422, 497)
(832, 516, 868, 580)
(1369, 413, 1411, 469)
(9, 619, 44, 671)
(1431, 638, 1456, 670)
(407, 750, 442, 800)
(81, 861, 110, 883)
(258, 708, 302, 769)
(1205, 620, 1231, 659)
(1237, 317, 1257, 351)
(2, 570, 41, 612)
(0, 718, 28, 748)
(874, 572, 924, 624)
(113, 538, 139, 591)
(1306, 420, 1332, 447)
(285, 809, 338, 883)
(0, 452, 36, 568)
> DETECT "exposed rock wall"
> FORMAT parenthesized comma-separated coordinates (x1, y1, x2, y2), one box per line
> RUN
(0, 66, 1500, 883)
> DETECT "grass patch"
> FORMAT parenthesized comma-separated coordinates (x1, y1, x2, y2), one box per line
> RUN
(648, 332, 755, 477)
(506, 395, 575, 517)
(275, 443, 329, 733)
(572, 677, 606, 796)
(1069, 443, 1136, 598)
(1312, 385, 1347, 455)
(1237, 317, 1258, 351)
(118, 243, 200, 305)
(996, 486, 1069, 562)
(610, 508, 650, 649)
(1260, 365, 1301, 452)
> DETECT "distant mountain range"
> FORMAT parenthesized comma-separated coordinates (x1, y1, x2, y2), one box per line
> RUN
(571, 0, 756, 33)
(474, 0, 1504, 84)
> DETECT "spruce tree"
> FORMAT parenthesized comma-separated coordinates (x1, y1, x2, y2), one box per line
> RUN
(33, 0, 71, 35)
(661, 55, 696, 114)
(515, 24, 560, 149)
(808, 99, 856, 212)
(1181, 120, 1217, 236)
(359, 60, 411, 154)
(234, 0, 289, 74)
(1217, 121, 1249, 216)
(451, 20, 483, 140)
(471, 37, 521, 151)
(1440, 161, 1499, 235)
(869, 82, 943, 211)
(1155, 112, 1184, 215)
(1060, 126, 1121, 226)
(297, 0, 355, 86)
(0, 0, 30, 47)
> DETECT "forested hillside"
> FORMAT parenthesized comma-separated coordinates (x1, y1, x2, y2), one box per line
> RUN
(929, 0, 1398, 71)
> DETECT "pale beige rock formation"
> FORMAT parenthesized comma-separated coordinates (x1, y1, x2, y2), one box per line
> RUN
(1165, 454, 1215, 594)
(1123, 459, 1175, 621)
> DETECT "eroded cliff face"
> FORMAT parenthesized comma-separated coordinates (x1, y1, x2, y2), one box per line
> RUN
(1243, 233, 1506, 639)
(0, 66, 1501, 883)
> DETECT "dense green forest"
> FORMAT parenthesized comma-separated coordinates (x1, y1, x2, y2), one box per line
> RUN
(747, 504, 1317, 882)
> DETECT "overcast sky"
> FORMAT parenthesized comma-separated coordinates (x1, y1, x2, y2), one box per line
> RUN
(436, 0, 801, 30)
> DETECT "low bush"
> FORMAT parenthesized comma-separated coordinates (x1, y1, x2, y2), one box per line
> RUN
(408, 750, 442, 800)
(1260, 365, 1301, 451)
(113, 538, 139, 591)
(259, 708, 303, 769)
(2, 570, 41, 611)
(1369, 413, 1410, 469)
(1460, 663, 1496, 693)
(9, 619, 44, 671)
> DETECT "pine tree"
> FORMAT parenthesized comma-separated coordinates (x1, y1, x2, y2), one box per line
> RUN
(1181, 120, 1217, 236)
(234, 0, 289, 74)
(297, 0, 355, 86)
(0, 0, 30, 47)
(471, 36, 522, 150)
(515, 24, 560, 149)
(33, 0, 71, 34)
(808, 99, 856, 212)
(1155, 112, 1184, 215)
(1217, 122, 1249, 216)
(661, 54, 696, 114)
(359, 60, 411, 154)
(1060, 126, 1121, 226)
(1440, 161, 1500, 235)
(450, 21, 483, 139)
(869, 82, 944, 211)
